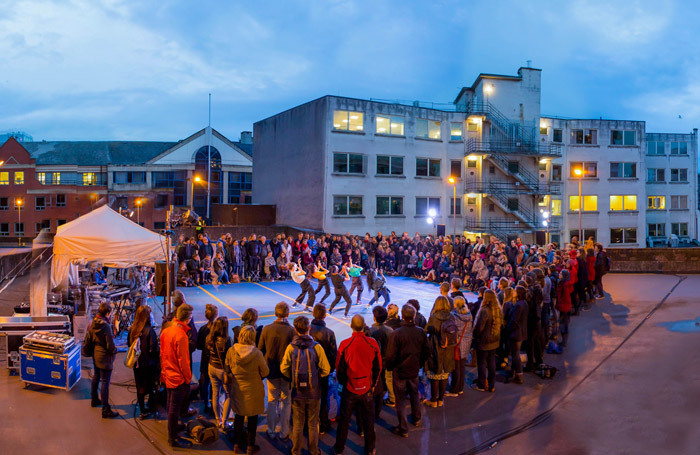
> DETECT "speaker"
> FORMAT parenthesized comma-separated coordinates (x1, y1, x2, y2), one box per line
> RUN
(535, 231, 546, 245)
(437, 224, 446, 236)
(155, 261, 176, 297)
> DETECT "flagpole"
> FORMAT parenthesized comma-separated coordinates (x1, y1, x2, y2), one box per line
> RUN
(207, 93, 211, 221)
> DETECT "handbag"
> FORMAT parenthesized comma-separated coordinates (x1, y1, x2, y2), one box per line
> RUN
(454, 319, 470, 362)
(124, 332, 142, 368)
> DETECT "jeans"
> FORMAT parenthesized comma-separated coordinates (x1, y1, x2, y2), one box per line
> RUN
(392, 375, 420, 433)
(208, 364, 230, 424)
(233, 414, 259, 449)
(319, 375, 331, 431)
(476, 349, 496, 391)
(594, 274, 605, 297)
(429, 379, 447, 402)
(91, 366, 112, 409)
(509, 340, 523, 375)
(449, 357, 466, 394)
(216, 269, 229, 283)
(367, 288, 390, 307)
(525, 324, 544, 368)
(267, 377, 291, 437)
(292, 399, 320, 455)
(166, 382, 190, 441)
(334, 389, 375, 455)
(315, 279, 331, 303)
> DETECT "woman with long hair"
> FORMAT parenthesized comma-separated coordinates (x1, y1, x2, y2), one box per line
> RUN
(472, 290, 503, 392)
(128, 305, 159, 419)
(423, 296, 456, 407)
(206, 316, 233, 427)
(505, 286, 528, 384)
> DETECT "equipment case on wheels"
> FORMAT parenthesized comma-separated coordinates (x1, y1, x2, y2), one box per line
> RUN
(19, 343, 81, 391)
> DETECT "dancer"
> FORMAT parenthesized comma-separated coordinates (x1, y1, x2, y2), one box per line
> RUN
(313, 259, 331, 304)
(366, 268, 390, 308)
(328, 265, 353, 319)
(290, 260, 315, 311)
(346, 260, 364, 305)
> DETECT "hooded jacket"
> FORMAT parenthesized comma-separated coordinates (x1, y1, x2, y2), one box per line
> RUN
(280, 334, 330, 400)
(225, 343, 269, 416)
(453, 311, 473, 359)
(309, 318, 337, 373)
(85, 315, 117, 370)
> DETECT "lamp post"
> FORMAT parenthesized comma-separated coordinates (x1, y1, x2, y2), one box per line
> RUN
(135, 198, 142, 225)
(190, 175, 201, 211)
(16, 198, 22, 246)
(448, 176, 457, 241)
(574, 168, 583, 243)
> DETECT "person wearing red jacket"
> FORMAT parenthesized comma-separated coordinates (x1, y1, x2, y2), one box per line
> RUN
(586, 249, 596, 302)
(333, 315, 381, 455)
(556, 270, 574, 349)
(160, 303, 194, 449)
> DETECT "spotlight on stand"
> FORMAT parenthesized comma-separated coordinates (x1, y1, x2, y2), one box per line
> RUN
(171, 209, 202, 227)
(426, 217, 434, 224)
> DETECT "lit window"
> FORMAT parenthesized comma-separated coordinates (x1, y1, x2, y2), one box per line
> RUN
(647, 196, 665, 210)
(671, 223, 689, 236)
(333, 110, 364, 132)
(671, 142, 688, 155)
(647, 169, 665, 183)
(467, 121, 479, 132)
(376, 115, 404, 135)
(376, 156, 404, 176)
(0, 172, 8, 185)
(333, 195, 363, 216)
(376, 196, 403, 215)
(14, 172, 24, 185)
(647, 141, 665, 155)
(333, 152, 364, 174)
(37, 172, 46, 184)
(551, 199, 562, 216)
(569, 195, 597, 212)
(416, 119, 441, 139)
(52, 172, 61, 184)
(610, 228, 637, 244)
(83, 172, 96, 186)
(609, 162, 636, 178)
(570, 129, 597, 145)
(416, 158, 440, 177)
(611, 130, 636, 146)
(570, 162, 597, 178)
(450, 122, 463, 141)
(670, 195, 688, 209)
(540, 126, 548, 135)
(610, 195, 636, 211)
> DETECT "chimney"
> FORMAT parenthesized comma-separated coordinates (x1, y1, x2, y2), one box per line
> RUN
(240, 131, 253, 144)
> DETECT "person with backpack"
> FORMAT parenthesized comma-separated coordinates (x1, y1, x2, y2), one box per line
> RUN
(423, 296, 457, 407)
(384, 304, 429, 438)
(281, 316, 331, 455)
(290, 260, 316, 311)
(327, 265, 353, 319)
(505, 286, 528, 384)
(309, 304, 338, 435)
(258, 302, 295, 440)
(225, 325, 269, 455)
(333, 315, 382, 455)
(445, 296, 473, 397)
(127, 305, 160, 420)
(366, 268, 390, 308)
(83, 302, 119, 419)
(206, 316, 233, 428)
(196, 304, 218, 415)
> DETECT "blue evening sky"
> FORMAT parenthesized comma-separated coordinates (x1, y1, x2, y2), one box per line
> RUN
(0, 0, 695, 142)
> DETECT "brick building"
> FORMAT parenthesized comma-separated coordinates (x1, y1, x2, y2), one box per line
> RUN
(0, 128, 252, 243)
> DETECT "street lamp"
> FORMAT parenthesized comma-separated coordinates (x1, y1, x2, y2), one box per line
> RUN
(448, 176, 457, 241)
(190, 175, 202, 211)
(16, 198, 23, 246)
(135, 198, 142, 225)
(541, 209, 550, 244)
(573, 167, 583, 243)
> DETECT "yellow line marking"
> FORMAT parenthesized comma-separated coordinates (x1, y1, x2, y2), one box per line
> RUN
(197, 285, 242, 317)
(253, 281, 351, 327)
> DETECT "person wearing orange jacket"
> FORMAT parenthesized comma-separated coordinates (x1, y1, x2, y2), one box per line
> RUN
(160, 303, 194, 449)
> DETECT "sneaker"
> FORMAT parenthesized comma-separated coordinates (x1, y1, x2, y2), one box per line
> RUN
(422, 399, 437, 408)
(247, 445, 261, 455)
(471, 383, 487, 392)
(305, 306, 313, 312)
(233, 445, 244, 455)
(595, 294, 605, 299)
(444, 392, 459, 397)
(366, 303, 372, 309)
(102, 408, 119, 419)
(91, 399, 102, 408)
(292, 302, 299, 307)
(383, 398, 395, 407)
(437, 400, 444, 407)
(411, 417, 422, 427)
(169, 438, 193, 449)
(391, 427, 408, 438)
(343, 315, 349, 320)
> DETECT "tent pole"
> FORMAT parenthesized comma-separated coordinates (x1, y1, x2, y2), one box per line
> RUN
(166, 205, 172, 315)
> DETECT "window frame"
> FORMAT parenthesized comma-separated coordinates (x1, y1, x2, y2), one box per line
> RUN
(449, 197, 462, 215)
(647, 196, 665, 210)
(609, 195, 637, 212)
(450, 160, 462, 179)
(569, 195, 598, 212)
(35, 196, 46, 211)
(671, 223, 689, 237)
(376, 115, 405, 136)
(0, 171, 8, 185)
(552, 129, 563, 143)
(416, 118, 441, 140)
(416, 158, 441, 177)
(415, 197, 440, 216)
(610, 130, 636, 146)
(450, 122, 463, 141)
(14, 171, 24, 185)
(0, 223, 8, 236)
(670, 195, 688, 210)
(610, 227, 637, 244)
(333, 152, 365, 175)
(670, 142, 688, 155)
(333, 195, 363, 216)
(570, 129, 597, 145)
(0, 197, 8, 211)
(670, 168, 688, 183)
(569, 162, 597, 178)
(333, 110, 364, 132)
(647, 168, 665, 183)
(376, 196, 404, 216)
(376, 155, 404, 176)
(647, 141, 665, 155)
(609, 162, 636, 179)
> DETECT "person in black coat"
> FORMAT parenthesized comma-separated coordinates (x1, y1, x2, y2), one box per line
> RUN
(128, 305, 160, 419)
(369, 306, 394, 414)
(424, 296, 456, 407)
(505, 286, 529, 384)
(196, 304, 218, 414)
(407, 299, 427, 329)
(385, 304, 429, 436)
(83, 302, 119, 418)
(309, 304, 338, 434)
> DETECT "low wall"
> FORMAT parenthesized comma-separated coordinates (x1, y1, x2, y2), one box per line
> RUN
(0, 250, 32, 281)
(173, 225, 323, 242)
(608, 248, 700, 274)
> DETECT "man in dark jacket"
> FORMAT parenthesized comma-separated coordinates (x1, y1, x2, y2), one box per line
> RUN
(407, 299, 427, 329)
(385, 305, 429, 437)
(369, 306, 394, 412)
(333, 315, 381, 455)
(593, 243, 608, 298)
(246, 234, 262, 278)
(309, 304, 338, 434)
(385, 303, 401, 330)
(258, 302, 295, 440)
(83, 302, 119, 418)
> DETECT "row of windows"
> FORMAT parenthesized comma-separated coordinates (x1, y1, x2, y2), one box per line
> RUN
(0, 220, 67, 237)
(333, 196, 463, 217)
(647, 141, 689, 156)
(0, 195, 67, 210)
(565, 194, 689, 212)
(545, 128, 638, 146)
(0, 171, 24, 185)
(333, 153, 465, 178)
(565, 228, 639, 244)
(113, 171, 146, 184)
(333, 110, 477, 141)
(648, 223, 689, 237)
(565, 162, 689, 183)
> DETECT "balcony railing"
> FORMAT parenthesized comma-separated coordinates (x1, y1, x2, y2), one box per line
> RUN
(465, 180, 561, 195)
(466, 138, 562, 158)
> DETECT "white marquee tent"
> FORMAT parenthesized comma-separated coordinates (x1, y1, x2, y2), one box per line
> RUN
(51, 205, 167, 289)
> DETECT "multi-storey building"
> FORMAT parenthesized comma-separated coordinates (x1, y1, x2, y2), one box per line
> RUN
(0, 128, 252, 242)
(253, 66, 698, 247)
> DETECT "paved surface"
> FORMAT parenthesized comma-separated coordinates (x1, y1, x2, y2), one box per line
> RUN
(1, 274, 699, 454)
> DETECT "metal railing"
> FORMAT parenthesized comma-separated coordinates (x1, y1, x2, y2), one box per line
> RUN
(465, 217, 561, 238)
(485, 192, 536, 228)
(461, 101, 537, 144)
(465, 180, 562, 195)
(486, 153, 540, 189)
(465, 138, 562, 157)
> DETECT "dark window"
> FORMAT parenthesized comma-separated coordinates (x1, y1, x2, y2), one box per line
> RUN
(450, 198, 461, 215)
(114, 171, 146, 184)
(376, 196, 403, 215)
(228, 172, 252, 204)
(488, 203, 495, 212)
(553, 129, 563, 143)
(416, 197, 440, 215)
(507, 198, 519, 211)
(152, 171, 174, 188)
(611, 130, 636, 146)
(0, 223, 8, 236)
(552, 165, 562, 181)
(116, 197, 128, 209)
(14, 222, 24, 236)
(610, 228, 637, 244)
(671, 223, 689, 236)
(0, 197, 7, 211)
(57, 219, 67, 226)
(489, 165, 495, 174)
(450, 160, 462, 179)
(333, 196, 362, 216)
(377, 156, 404, 175)
(648, 224, 665, 237)
(56, 194, 66, 207)
(155, 194, 169, 208)
(610, 162, 636, 178)
(333, 153, 364, 174)
(416, 158, 440, 177)
(570, 229, 597, 242)
(35, 196, 46, 211)
(507, 161, 519, 174)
